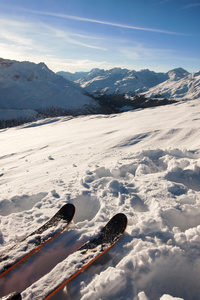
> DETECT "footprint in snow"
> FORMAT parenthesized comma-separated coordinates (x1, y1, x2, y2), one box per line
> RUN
(130, 195, 149, 212)
(51, 190, 60, 198)
(0, 192, 48, 216)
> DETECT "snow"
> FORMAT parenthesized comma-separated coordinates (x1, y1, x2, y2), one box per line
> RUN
(1, 60, 199, 126)
(59, 67, 200, 103)
(63, 67, 192, 98)
(74, 68, 168, 96)
(144, 71, 200, 100)
(0, 98, 200, 299)
(0, 58, 100, 113)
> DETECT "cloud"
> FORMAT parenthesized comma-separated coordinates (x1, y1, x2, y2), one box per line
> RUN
(44, 25, 107, 51)
(0, 39, 107, 72)
(156, 0, 172, 5)
(119, 43, 174, 60)
(45, 57, 110, 72)
(0, 16, 108, 72)
(20, 8, 184, 36)
(0, 19, 34, 46)
(0, 28, 33, 46)
(182, 3, 200, 9)
(0, 16, 106, 52)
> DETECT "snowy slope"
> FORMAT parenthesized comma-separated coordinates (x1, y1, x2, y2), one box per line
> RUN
(144, 70, 200, 100)
(0, 58, 100, 119)
(60, 67, 189, 97)
(0, 98, 200, 299)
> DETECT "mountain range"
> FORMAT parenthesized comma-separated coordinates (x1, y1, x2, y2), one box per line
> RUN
(0, 58, 199, 128)
(57, 67, 200, 100)
(0, 58, 102, 127)
(57, 67, 200, 112)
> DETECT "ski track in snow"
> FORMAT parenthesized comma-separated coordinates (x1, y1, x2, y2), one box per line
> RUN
(0, 99, 200, 299)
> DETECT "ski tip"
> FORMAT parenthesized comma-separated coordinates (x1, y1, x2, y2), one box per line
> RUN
(0, 292, 21, 300)
(112, 213, 128, 231)
(101, 212, 128, 239)
(60, 203, 76, 222)
(115, 212, 128, 223)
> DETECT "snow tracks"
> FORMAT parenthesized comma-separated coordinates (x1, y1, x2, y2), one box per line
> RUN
(71, 148, 200, 300)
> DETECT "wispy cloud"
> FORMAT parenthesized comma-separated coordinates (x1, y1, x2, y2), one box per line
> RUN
(119, 43, 174, 61)
(0, 19, 34, 46)
(0, 16, 106, 51)
(44, 25, 107, 51)
(182, 3, 200, 9)
(44, 57, 109, 72)
(0, 40, 104, 72)
(0, 15, 108, 71)
(20, 8, 184, 36)
(155, 0, 172, 5)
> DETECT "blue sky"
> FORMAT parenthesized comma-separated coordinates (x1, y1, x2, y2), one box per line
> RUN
(0, 0, 200, 72)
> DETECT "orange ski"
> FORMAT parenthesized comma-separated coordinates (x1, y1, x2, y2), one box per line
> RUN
(0, 203, 75, 278)
(43, 213, 127, 299)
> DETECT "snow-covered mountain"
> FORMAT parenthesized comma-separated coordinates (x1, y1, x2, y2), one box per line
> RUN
(58, 66, 200, 113)
(144, 69, 200, 100)
(0, 58, 101, 124)
(59, 67, 190, 98)
(57, 70, 89, 81)
(73, 68, 169, 95)
(1, 58, 199, 128)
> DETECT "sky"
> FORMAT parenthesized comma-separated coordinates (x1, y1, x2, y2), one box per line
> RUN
(0, 0, 200, 73)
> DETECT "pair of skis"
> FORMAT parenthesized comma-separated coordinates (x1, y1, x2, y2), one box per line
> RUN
(0, 203, 127, 300)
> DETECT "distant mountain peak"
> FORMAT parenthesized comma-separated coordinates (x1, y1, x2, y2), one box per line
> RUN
(0, 58, 15, 68)
(37, 62, 49, 70)
(167, 67, 189, 81)
(88, 68, 104, 76)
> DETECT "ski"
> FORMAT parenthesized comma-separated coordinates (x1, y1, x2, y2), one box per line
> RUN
(23, 213, 127, 300)
(0, 203, 75, 278)
(0, 292, 21, 300)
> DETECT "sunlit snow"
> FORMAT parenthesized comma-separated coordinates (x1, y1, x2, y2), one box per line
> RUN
(0, 98, 200, 299)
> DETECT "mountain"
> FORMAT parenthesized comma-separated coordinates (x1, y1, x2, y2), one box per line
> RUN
(58, 67, 190, 97)
(167, 67, 189, 81)
(59, 67, 194, 111)
(72, 68, 169, 96)
(144, 69, 200, 100)
(0, 58, 101, 126)
(57, 67, 200, 112)
(56, 70, 89, 81)
(0, 59, 199, 128)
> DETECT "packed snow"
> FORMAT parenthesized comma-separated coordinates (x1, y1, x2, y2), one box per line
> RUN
(0, 98, 200, 299)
